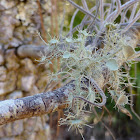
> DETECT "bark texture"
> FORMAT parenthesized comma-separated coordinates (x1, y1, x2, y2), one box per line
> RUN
(0, 81, 75, 125)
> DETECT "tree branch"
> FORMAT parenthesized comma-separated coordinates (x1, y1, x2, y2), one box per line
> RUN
(0, 81, 75, 125)
(70, 9, 79, 36)
(66, 0, 100, 22)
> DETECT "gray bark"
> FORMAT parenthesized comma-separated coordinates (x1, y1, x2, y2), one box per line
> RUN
(0, 81, 75, 125)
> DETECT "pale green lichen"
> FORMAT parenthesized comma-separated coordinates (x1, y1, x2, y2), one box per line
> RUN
(38, 23, 136, 138)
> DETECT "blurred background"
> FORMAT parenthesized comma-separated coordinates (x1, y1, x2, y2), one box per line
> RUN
(0, 0, 139, 140)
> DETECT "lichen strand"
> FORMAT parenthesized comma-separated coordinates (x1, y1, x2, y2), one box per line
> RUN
(38, 24, 139, 135)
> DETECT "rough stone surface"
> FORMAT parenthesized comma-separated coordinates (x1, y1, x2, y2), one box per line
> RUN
(0, 66, 7, 81)
(8, 91, 23, 99)
(0, 0, 53, 139)
(21, 74, 36, 92)
(0, 71, 16, 95)
(0, 120, 23, 137)
(5, 49, 19, 70)
(0, 45, 4, 65)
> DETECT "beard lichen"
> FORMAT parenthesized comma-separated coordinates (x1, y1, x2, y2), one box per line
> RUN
(37, 23, 137, 139)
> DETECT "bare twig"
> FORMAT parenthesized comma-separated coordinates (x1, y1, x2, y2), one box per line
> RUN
(122, 12, 140, 33)
(106, 0, 139, 22)
(129, 2, 138, 22)
(103, 106, 112, 126)
(92, 107, 116, 140)
(100, 0, 104, 26)
(121, 6, 130, 23)
(81, 0, 89, 11)
(87, 0, 100, 31)
(110, 0, 115, 14)
(66, 0, 99, 21)
(121, 0, 139, 11)
(102, 122, 116, 140)
(70, 9, 79, 36)
(37, 0, 47, 42)
(59, 2, 66, 39)
(66, 5, 98, 36)
(37, 32, 48, 46)
(80, 6, 97, 30)
(106, 0, 121, 22)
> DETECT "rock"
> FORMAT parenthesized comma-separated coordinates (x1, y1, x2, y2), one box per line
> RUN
(0, 45, 4, 65)
(29, 85, 39, 96)
(20, 58, 36, 73)
(0, 54, 4, 65)
(22, 116, 50, 139)
(0, 12, 19, 45)
(36, 71, 49, 92)
(0, 66, 7, 81)
(21, 74, 36, 92)
(0, 0, 16, 10)
(8, 38, 22, 48)
(0, 120, 23, 138)
(5, 49, 19, 70)
(8, 90, 23, 99)
(16, 1, 38, 26)
(0, 71, 16, 96)
(12, 120, 23, 136)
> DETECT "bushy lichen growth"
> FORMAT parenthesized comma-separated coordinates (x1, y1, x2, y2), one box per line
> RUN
(37, 23, 136, 138)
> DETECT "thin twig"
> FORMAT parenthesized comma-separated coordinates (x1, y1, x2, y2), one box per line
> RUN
(66, 0, 99, 21)
(103, 106, 112, 126)
(102, 122, 116, 140)
(129, 2, 138, 22)
(129, 85, 140, 120)
(89, 77, 106, 106)
(121, 0, 139, 11)
(87, 0, 100, 31)
(81, 0, 89, 11)
(37, 32, 48, 46)
(92, 107, 116, 140)
(66, 5, 98, 36)
(70, 9, 79, 37)
(106, 0, 139, 22)
(80, 6, 97, 30)
(121, 6, 130, 23)
(37, 0, 47, 42)
(54, 0, 58, 35)
(100, 0, 104, 26)
(59, 2, 66, 39)
(109, 0, 115, 14)
(120, 22, 140, 27)
(107, 0, 121, 22)
(51, 0, 54, 36)
(122, 11, 140, 34)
